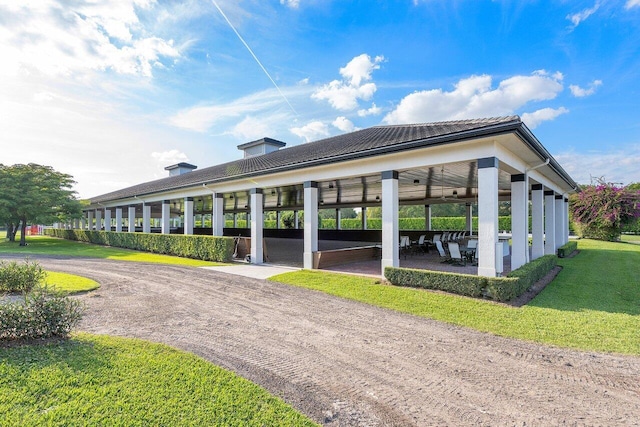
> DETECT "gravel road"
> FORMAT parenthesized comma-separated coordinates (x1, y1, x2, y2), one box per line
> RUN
(11, 256, 640, 426)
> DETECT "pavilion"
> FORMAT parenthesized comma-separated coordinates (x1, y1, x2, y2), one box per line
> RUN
(77, 116, 578, 277)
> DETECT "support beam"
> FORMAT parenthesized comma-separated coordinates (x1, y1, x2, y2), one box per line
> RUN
(510, 174, 528, 271)
(554, 195, 564, 250)
(544, 191, 556, 255)
(115, 208, 123, 232)
(531, 184, 544, 260)
(336, 208, 342, 230)
(104, 209, 112, 232)
(213, 193, 224, 236)
(142, 204, 151, 233)
(184, 197, 194, 235)
(81, 216, 86, 230)
(303, 181, 318, 269)
(381, 170, 399, 275)
(94, 210, 101, 231)
(233, 213, 238, 228)
(276, 211, 282, 229)
(465, 203, 473, 234)
(477, 157, 499, 277)
(564, 197, 570, 244)
(425, 205, 432, 230)
(250, 189, 264, 264)
(294, 210, 299, 229)
(128, 206, 136, 232)
(162, 200, 171, 234)
(362, 207, 367, 230)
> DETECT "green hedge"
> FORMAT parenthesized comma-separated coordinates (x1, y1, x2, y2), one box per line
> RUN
(385, 254, 557, 302)
(0, 260, 46, 293)
(45, 229, 233, 262)
(557, 240, 578, 258)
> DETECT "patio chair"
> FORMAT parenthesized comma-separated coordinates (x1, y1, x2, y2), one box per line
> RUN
(400, 235, 411, 259)
(417, 234, 428, 253)
(448, 242, 466, 266)
(435, 240, 450, 263)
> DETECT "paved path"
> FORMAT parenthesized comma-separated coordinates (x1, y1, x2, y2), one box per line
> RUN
(201, 262, 300, 280)
(21, 257, 640, 426)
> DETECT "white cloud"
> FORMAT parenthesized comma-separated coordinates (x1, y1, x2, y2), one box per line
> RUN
(151, 149, 189, 165)
(521, 107, 569, 129)
(567, 3, 600, 28)
(312, 54, 384, 111)
(332, 116, 357, 132)
(280, 0, 300, 8)
(555, 145, 640, 185)
(625, 0, 640, 9)
(384, 70, 565, 125)
(231, 116, 274, 140)
(358, 103, 382, 117)
(290, 121, 330, 142)
(0, 0, 180, 78)
(569, 80, 603, 97)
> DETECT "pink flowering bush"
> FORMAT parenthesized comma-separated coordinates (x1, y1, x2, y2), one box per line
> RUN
(570, 183, 640, 241)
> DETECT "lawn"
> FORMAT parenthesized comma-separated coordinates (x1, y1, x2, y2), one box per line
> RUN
(621, 234, 640, 244)
(0, 334, 317, 426)
(0, 235, 221, 267)
(270, 239, 640, 355)
(45, 271, 100, 293)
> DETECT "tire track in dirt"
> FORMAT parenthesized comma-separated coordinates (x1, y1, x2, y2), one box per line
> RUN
(14, 256, 640, 426)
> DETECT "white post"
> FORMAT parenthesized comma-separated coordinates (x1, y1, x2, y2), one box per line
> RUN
(213, 193, 224, 236)
(554, 195, 564, 250)
(362, 207, 367, 230)
(544, 191, 556, 255)
(142, 204, 151, 233)
(465, 203, 473, 234)
(303, 181, 318, 269)
(276, 211, 281, 229)
(564, 197, 570, 243)
(115, 208, 122, 232)
(381, 170, 399, 274)
(531, 185, 544, 260)
(233, 213, 238, 228)
(425, 205, 432, 230)
(294, 210, 299, 229)
(336, 209, 342, 230)
(510, 174, 528, 271)
(104, 209, 112, 232)
(128, 206, 136, 232)
(81, 215, 86, 230)
(477, 157, 499, 277)
(162, 200, 171, 234)
(95, 210, 102, 231)
(184, 197, 194, 235)
(250, 189, 264, 264)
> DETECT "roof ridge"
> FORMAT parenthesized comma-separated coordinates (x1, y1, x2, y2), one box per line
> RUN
(372, 115, 520, 129)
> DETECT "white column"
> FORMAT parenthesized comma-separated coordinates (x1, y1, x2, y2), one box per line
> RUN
(213, 193, 224, 236)
(233, 213, 238, 228)
(510, 174, 528, 271)
(564, 197, 570, 243)
(115, 208, 123, 232)
(554, 195, 564, 250)
(362, 207, 367, 230)
(128, 205, 136, 232)
(250, 189, 264, 264)
(381, 170, 399, 274)
(81, 216, 86, 230)
(531, 185, 544, 260)
(276, 211, 281, 229)
(544, 191, 556, 255)
(336, 209, 342, 230)
(303, 181, 318, 269)
(73, 218, 79, 229)
(465, 203, 473, 234)
(184, 197, 194, 235)
(477, 157, 499, 277)
(161, 200, 171, 234)
(104, 209, 112, 232)
(425, 205, 432, 230)
(294, 210, 299, 229)
(142, 204, 151, 233)
(95, 210, 102, 231)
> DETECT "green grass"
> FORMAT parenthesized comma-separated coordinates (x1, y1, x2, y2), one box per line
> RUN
(621, 234, 640, 244)
(0, 334, 318, 427)
(0, 236, 222, 267)
(270, 239, 640, 355)
(45, 272, 100, 293)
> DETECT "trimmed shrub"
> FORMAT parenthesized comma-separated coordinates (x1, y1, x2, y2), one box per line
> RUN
(483, 277, 522, 302)
(45, 229, 234, 262)
(0, 260, 45, 293)
(557, 241, 578, 258)
(0, 285, 85, 341)
(384, 267, 485, 297)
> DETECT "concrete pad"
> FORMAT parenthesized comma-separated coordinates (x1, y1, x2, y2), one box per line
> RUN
(201, 263, 300, 280)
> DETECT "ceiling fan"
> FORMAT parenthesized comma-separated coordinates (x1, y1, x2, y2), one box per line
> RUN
(438, 166, 460, 202)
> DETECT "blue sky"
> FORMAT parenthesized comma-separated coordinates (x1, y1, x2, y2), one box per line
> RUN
(1, 0, 639, 198)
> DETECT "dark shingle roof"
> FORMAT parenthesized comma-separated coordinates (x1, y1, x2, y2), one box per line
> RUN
(90, 116, 525, 204)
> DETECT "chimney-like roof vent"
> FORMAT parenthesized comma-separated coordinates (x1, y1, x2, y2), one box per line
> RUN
(237, 137, 286, 158)
(164, 162, 197, 177)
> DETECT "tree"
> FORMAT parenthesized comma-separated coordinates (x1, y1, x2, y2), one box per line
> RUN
(0, 164, 82, 246)
(570, 181, 640, 241)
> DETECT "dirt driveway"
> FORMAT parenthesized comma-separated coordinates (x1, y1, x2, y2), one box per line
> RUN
(19, 256, 640, 426)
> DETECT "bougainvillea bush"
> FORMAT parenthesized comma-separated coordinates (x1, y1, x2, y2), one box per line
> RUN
(570, 183, 640, 241)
